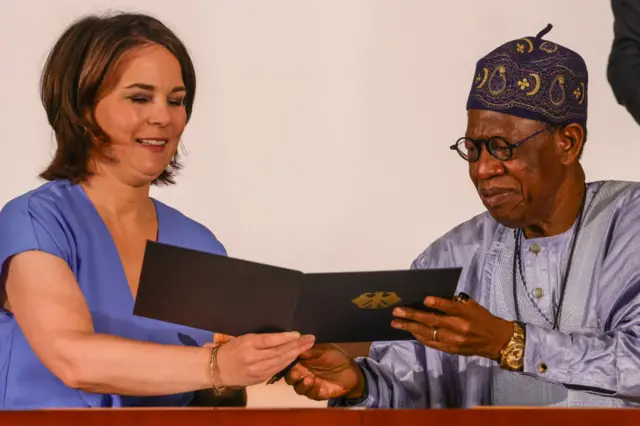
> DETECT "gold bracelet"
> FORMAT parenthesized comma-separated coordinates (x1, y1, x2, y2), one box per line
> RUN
(498, 321, 526, 372)
(209, 344, 228, 395)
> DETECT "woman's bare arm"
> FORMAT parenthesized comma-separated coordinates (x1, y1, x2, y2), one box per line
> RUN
(5, 250, 312, 397)
(5, 250, 214, 396)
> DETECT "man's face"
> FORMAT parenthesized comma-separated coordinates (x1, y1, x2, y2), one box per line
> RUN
(466, 109, 567, 229)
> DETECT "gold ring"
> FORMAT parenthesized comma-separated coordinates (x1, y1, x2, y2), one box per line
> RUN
(432, 328, 438, 341)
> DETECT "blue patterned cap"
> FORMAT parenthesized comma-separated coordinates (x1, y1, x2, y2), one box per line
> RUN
(466, 24, 588, 128)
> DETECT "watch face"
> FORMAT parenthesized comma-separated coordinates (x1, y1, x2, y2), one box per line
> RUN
(508, 346, 524, 362)
(501, 342, 525, 370)
(502, 349, 523, 370)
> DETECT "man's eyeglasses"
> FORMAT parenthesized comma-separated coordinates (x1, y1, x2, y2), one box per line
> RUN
(450, 126, 553, 162)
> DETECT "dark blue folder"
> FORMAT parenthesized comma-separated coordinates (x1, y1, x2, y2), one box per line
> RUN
(133, 241, 461, 343)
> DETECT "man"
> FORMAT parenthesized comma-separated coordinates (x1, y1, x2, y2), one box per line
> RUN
(608, 0, 640, 125)
(285, 24, 640, 407)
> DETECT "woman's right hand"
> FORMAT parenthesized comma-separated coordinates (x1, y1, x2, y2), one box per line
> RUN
(214, 331, 315, 388)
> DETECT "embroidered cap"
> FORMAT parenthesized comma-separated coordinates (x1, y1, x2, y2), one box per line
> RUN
(466, 24, 588, 128)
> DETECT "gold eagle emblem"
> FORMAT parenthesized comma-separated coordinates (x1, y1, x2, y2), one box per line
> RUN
(352, 292, 402, 309)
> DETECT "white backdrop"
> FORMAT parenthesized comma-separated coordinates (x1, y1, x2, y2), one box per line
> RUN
(1, 0, 638, 408)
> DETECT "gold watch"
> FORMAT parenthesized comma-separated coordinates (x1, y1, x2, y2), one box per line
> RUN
(498, 321, 526, 371)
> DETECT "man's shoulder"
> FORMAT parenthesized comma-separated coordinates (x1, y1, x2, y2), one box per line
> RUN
(593, 179, 640, 190)
(590, 180, 640, 210)
(411, 210, 501, 269)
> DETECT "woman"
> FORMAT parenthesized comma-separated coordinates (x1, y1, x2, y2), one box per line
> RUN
(0, 12, 314, 408)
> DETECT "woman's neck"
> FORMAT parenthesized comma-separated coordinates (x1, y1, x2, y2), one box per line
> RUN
(80, 175, 155, 222)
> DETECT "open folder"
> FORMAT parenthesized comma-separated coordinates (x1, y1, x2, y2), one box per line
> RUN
(133, 241, 462, 343)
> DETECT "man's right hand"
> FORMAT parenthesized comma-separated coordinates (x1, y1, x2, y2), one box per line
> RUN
(284, 343, 366, 401)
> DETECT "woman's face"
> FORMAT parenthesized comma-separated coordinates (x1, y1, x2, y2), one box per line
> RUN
(91, 43, 188, 186)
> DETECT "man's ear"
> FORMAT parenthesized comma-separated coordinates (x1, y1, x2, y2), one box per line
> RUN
(556, 123, 584, 164)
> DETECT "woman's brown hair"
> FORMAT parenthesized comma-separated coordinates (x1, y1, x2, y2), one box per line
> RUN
(39, 12, 197, 185)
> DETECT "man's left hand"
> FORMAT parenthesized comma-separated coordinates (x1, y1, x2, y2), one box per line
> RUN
(391, 296, 514, 360)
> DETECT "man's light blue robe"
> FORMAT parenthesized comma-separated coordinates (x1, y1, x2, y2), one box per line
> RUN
(331, 180, 640, 408)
